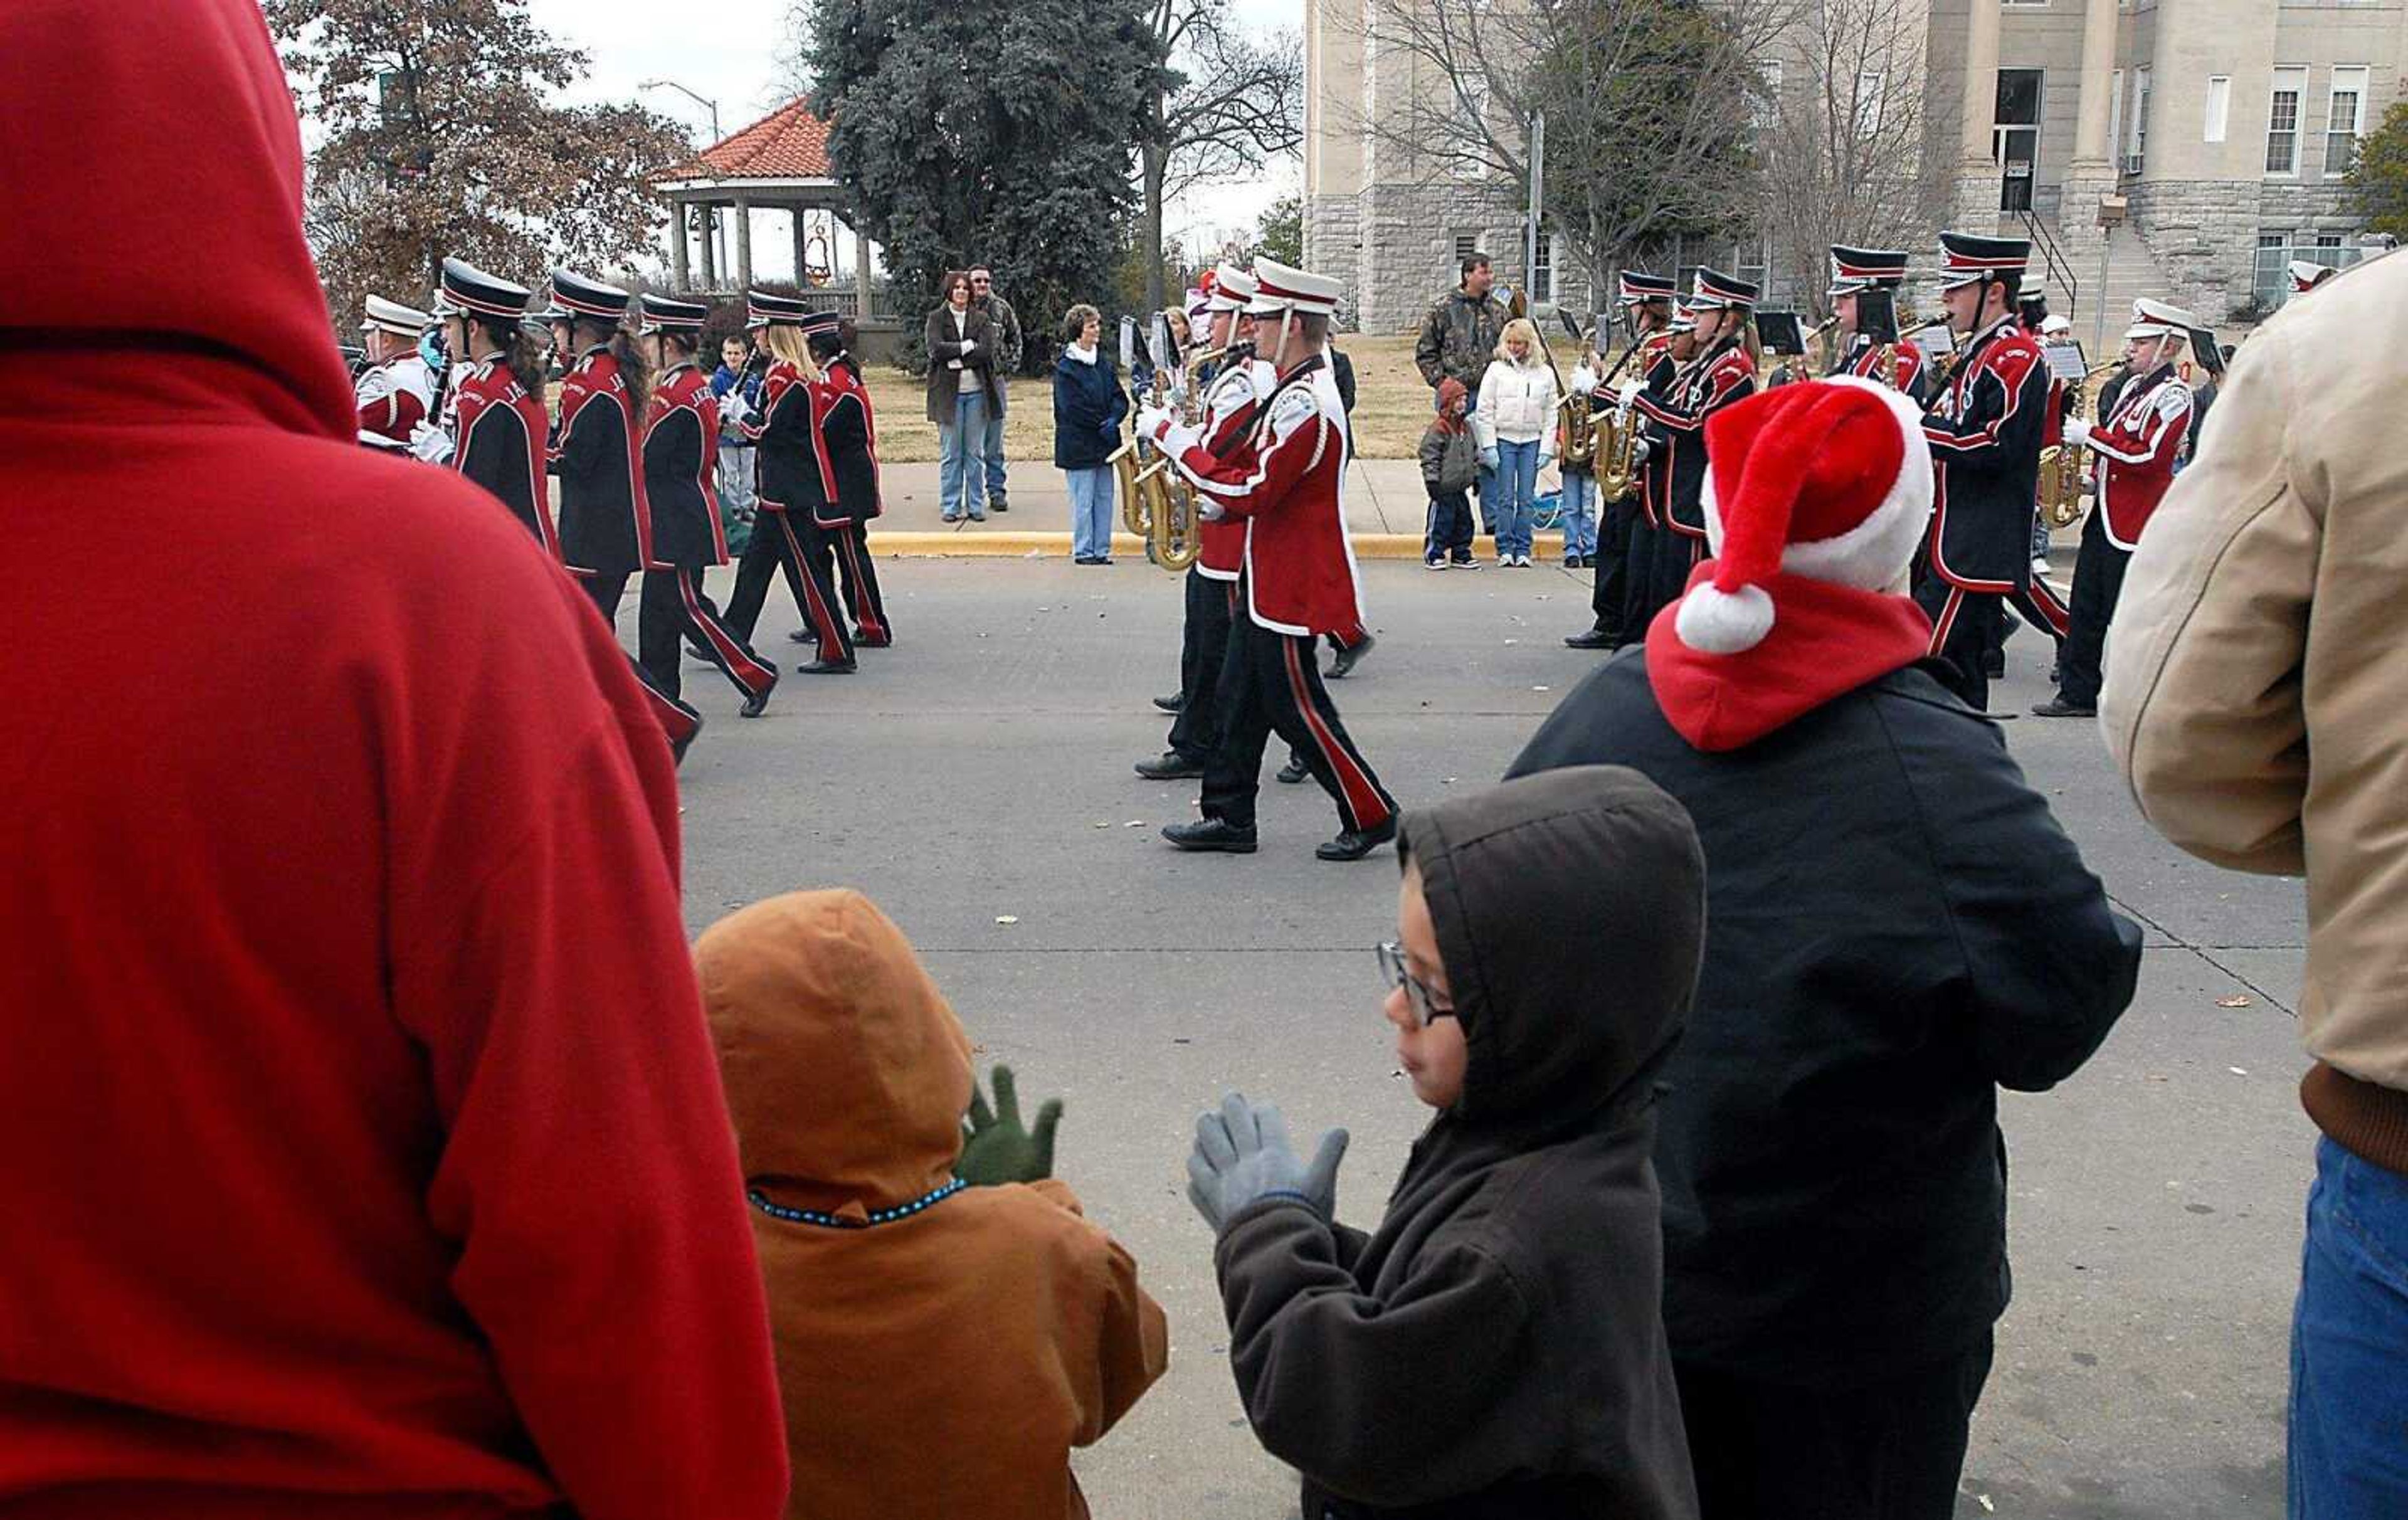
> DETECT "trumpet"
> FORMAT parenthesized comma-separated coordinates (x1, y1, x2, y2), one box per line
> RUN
(1787, 315, 1838, 383)
(2036, 361, 2123, 528)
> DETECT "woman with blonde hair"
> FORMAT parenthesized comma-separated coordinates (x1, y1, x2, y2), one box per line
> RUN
(731, 290, 855, 673)
(1471, 317, 1560, 567)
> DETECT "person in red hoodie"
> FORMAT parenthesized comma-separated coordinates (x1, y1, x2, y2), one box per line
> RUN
(0, 4, 789, 1517)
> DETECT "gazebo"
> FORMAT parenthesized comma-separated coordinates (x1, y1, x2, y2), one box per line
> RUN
(650, 98, 890, 336)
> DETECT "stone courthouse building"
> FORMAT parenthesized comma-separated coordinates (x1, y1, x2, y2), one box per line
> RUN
(1305, 0, 2405, 338)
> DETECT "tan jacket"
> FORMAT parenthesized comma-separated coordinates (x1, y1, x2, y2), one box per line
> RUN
(2101, 250, 2408, 1160)
(696, 890, 1169, 1519)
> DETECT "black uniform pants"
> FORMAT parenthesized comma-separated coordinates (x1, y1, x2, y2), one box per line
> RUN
(1168, 569, 1237, 762)
(638, 567, 776, 703)
(726, 510, 852, 664)
(1674, 1333, 1994, 1520)
(578, 571, 704, 761)
(828, 522, 891, 643)
(1202, 615, 1396, 836)
(1914, 574, 2003, 714)
(1587, 487, 1637, 638)
(2055, 509, 2130, 706)
(1625, 519, 1700, 638)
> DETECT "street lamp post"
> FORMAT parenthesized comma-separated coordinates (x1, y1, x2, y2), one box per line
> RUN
(642, 79, 723, 287)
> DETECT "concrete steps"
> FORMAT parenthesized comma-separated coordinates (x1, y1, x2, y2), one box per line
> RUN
(2033, 218, 2173, 354)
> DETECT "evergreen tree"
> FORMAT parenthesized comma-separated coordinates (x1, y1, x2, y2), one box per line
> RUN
(268, 0, 690, 322)
(801, 0, 1162, 371)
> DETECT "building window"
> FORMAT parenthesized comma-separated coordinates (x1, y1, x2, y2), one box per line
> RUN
(1455, 233, 1483, 267)
(2267, 66, 2306, 176)
(1856, 71, 1885, 137)
(2108, 69, 2124, 165)
(2204, 76, 2229, 144)
(2327, 66, 2368, 177)
(2128, 68, 2150, 174)
(1457, 81, 1489, 179)
(2254, 232, 2291, 306)
(1533, 233, 1555, 302)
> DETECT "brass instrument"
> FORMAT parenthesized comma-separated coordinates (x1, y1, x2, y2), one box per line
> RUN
(2037, 361, 2122, 528)
(1110, 319, 1213, 572)
(1595, 401, 1641, 501)
(1788, 315, 1837, 383)
(1560, 388, 1598, 470)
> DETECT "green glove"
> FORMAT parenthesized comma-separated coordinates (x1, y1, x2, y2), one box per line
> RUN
(958, 1063, 1063, 1186)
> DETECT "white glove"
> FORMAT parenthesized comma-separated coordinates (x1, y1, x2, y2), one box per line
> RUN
(1570, 367, 1599, 396)
(408, 421, 452, 464)
(959, 339, 978, 356)
(1615, 377, 1644, 409)
(1198, 499, 1227, 522)
(1632, 437, 1654, 465)
(1135, 404, 1175, 441)
(2062, 416, 2093, 447)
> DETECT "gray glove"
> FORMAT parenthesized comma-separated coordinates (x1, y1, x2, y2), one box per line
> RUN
(1186, 1090, 1349, 1233)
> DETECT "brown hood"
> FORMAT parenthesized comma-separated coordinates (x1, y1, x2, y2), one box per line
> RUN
(697, 891, 969, 1219)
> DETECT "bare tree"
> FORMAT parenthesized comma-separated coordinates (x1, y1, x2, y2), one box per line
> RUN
(1763, 0, 1949, 322)
(1326, 0, 1800, 308)
(1139, 1, 1303, 315)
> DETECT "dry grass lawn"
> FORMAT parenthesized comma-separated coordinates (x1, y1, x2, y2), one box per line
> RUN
(858, 334, 1437, 463)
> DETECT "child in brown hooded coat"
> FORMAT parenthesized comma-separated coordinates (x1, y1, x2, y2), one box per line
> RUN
(696, 889, 1170, 1520)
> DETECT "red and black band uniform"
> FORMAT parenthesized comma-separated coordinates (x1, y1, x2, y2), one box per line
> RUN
(2052, 361, 2190, 707)
(1628, 337, 1757, 626)
(1163, 355, 1268, 765)
(1916, 314, 2051, 712)
(1992, 366, 2075, 656)
(638, 362, 777, 709)
(729, 359, 854, 667)
(449, 359, 556, 556)
(548, 344, 702, 754)
(1831, 331, 1927, 403)
(1595, 330, 1676, 640)
(806, 355, 892, 647)
(1152, 357, 1397, 836)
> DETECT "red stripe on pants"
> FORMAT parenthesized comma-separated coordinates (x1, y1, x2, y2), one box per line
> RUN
(838, 530, 887, 640)
(1282, 636, 1391, 831)
(776, 514, 848, 655)
(679, 569, 775, 695)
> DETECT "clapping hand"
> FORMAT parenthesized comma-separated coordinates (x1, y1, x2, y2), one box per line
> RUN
(1185, 1090, 1349, 1233)
(958, 1064, 1063, 1186)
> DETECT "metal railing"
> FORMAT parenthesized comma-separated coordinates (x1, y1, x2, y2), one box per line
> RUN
(2018, 209, 2079, 323)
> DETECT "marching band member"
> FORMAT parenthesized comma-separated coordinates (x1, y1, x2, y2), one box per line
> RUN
(2289, 258, 2337, 298)
(733, 292, 855, 675)
(1137, 264, 1265, 782)
(1917, 231, 2051, 714)
(1825, 246, 1925, 398)
(2031, 298, 2196, 719)
(542, 272, 703, 761)
(1566, 270, 1677, 649)
(429, 258, 553, 554)
(635, 293, 779, 719)
(1140, 256, 1399, 863)
(354, 294, 436, 450)
(1624, 269, 1760, 629)
(805, 312, 894, 648)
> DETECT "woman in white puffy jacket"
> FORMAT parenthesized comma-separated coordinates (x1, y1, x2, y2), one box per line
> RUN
(1472, 319, 1560, 567)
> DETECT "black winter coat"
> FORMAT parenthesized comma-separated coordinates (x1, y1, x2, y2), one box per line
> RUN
(1509, 653, 2143, 1388)
(1052, 348, 1128, 470)
(1217, 767, 1705, 1520)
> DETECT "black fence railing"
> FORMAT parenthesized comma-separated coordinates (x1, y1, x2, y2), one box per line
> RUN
(2018, 209, 2078, 323)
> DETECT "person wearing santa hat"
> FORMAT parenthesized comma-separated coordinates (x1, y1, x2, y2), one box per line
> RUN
(2031, 298, 2195, 719)
(1511, 377, 2140, 1520)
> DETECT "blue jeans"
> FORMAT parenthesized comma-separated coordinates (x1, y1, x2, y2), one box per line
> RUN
(1559, 470, 1597, 557)
(1064, 465, 1114, 559)
(2291, 1136, 2408, 1517)
(938, 392, 989, 519)
(1491, 438, 1541, 559)
(983, 401, 1010, 504)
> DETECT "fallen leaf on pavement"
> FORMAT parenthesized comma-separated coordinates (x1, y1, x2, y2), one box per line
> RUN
(995, 915, 1019, 926)
(2216, 994, 2252, 1008)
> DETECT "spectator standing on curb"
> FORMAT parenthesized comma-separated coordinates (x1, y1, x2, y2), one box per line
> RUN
(1416, 253, 1511, 534)
(2101, 251, 2408, 1520)
(1053, 303, 1128, 565)
(1419, 377, 1480, 568)
(972, 265, 1022, 513)
(1472, 319, 1560, 569)
(925, 270, 998, 524)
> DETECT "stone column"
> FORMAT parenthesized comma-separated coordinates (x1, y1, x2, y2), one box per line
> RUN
(1951, 0, 2004, 231)
(733, 195, 754, 293)
(2056, 0, 2123, 337)
(669, 201, 690, 289)
(699, 203, 717, 288)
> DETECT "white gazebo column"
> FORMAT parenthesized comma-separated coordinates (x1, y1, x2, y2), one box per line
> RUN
(669, 201, 690, 289)
(792, 209, 809, 287)
(733, 195, 754, 292)
(698, 202, 717, 288)
(1952, 0, 2005, 230)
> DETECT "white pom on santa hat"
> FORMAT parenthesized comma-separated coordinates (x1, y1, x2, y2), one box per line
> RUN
(1674, 375, 1933, 655)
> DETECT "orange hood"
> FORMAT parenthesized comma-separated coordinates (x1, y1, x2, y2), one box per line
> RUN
(697, 891, 970, 1220)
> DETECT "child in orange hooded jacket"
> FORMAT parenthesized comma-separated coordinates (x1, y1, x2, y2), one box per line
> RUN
(696, 889, 1169, 1520)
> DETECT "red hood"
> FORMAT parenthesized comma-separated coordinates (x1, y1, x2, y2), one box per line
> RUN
(0, 0, 354, 440)
(1645, 561, 1933, 752)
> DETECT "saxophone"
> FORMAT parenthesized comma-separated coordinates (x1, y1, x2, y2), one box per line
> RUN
(2036, 361, 2122, 528)
(1558, 387, 1598, 470)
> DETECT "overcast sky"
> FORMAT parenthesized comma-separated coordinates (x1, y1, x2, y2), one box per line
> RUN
(524, 0, 1301, 279)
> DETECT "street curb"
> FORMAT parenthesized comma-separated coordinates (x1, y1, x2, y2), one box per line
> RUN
(866, 530, 1480, 560)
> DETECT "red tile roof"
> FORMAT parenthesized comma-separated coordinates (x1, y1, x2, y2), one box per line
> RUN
(659, 98, 832, 182)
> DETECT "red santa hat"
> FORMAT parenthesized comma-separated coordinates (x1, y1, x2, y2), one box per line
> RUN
(1672, 376, 1933, 655)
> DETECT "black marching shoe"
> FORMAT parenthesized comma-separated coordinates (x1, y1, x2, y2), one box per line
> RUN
(1163, 818, 1258, 854)
(1153, 692, 1186, 714)
(1328, 632, 1376, 679)
(2030, 696, 2097, 718)
(854, 628, 891, 648)
(788, 627, 815, 645)
(1563, 626, 1618, 650)
(739, 670, 779, 719)
(796, 657, 857, 675)
(1275, 759, 1309, 785)
(1316, 816, 1398, 862)
(686, 640, 714, 662)
(1134, 750, 1207, 781)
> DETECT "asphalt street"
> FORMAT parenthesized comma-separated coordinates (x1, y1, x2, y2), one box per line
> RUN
(662, 553, 2313, 1520)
